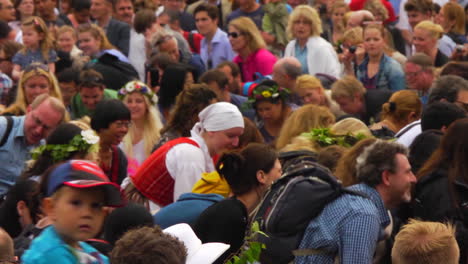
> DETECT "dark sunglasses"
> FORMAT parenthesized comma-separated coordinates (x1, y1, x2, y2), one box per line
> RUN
(228, 32, 242, 38)
(24, 62, 49, 72)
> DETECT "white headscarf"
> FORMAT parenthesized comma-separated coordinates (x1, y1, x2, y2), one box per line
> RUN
(192, 102, 244, 134)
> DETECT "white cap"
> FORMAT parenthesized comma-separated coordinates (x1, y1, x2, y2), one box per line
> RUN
(163, 223, 230, 264)
(192, 102, 244, 134)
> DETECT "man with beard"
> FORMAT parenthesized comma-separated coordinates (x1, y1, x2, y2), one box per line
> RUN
(296, 140, 417, 264)
(216, 61, 243, 95)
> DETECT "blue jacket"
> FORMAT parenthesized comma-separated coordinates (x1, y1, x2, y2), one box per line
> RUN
(154, 193, 224, 229)
(357, 54, 405, 92)
(22, 226, 109, 264)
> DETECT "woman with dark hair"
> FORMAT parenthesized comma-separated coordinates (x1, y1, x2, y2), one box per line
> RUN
(194, 143, 281, 264)
(91, 99, 131, 184)
(413, 118, 468, 263)
(0, 179, 40, 239)
(153, 84, 217, 151)
(247, 79, 293, 144)
(20, 123, 99, 181)
(158, 63, 195, 120)
(408, 129, 443, 174)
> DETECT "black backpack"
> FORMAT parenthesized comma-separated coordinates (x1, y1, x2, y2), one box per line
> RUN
(252, 153, 364, 264)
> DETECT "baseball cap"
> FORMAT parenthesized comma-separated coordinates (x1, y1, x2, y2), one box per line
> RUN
(46, 160, 124, 207)
(163, 223, 230, 264)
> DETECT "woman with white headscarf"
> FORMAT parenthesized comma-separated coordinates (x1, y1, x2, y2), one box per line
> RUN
(130, 102, 245, 209)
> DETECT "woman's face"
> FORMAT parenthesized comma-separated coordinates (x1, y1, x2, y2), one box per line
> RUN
(293, 17, 312, 41)
(23, 74, 50, 104)
(256, 101, 283, 124)
(57, 31, 76, 53)
(413, 28, 437, 55)
(438, 8, 452, 33)
(100, 119, 130, 146)
(184, 72, 194, 90)
(363, 28, 385, 57)
(78, 32, 101, 56)
(228, 25, 247, 53)
(331, 7, 346, 25)
(262, 159, 282, 187)
(297, 87, 324, 105)
(124, 92, 148, 121)
(18, 0, 34, 17)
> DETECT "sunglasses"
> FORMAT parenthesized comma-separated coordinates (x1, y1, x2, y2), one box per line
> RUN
(228, 32, 242, 38)
(24, 63, 49, 72)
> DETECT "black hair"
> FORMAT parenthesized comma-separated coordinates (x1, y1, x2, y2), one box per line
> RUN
(158, 63, 191, 110)
(104, 203, 154, 245)
(217, 143, 277, 196)
(409, 129, 443, 173)
(91, 99, 131, 132)
(252, 79, 287, 108)
(0, 179, 41, 238)
(72, 0, 91, 12)
(57, 67, 79, 83)
(193, 3, 219, 20)
(199, 70, 228, 91)
(421, 101, 466, 131)
(163, 9, 181, 24)
(20, 123, 83, 180)
(0, 21, 11, 40)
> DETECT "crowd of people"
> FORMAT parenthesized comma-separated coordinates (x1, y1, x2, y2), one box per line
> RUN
(0, 0, 467, 263)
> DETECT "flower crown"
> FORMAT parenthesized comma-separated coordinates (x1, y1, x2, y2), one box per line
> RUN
(118, 81, 158, 105)
(302, 128, 367, 148)
(31, 130, 100, 163)
(246, 84, 290, 107)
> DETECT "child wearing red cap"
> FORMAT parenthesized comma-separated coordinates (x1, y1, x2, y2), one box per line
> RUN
(22, 160, 124, 264)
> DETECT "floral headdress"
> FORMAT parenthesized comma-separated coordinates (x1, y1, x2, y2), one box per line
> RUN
(302, 128, 367, 148)
(118, 80, 159, 105)
(246, 83, 290, 108)
(31, 130, 100, 163)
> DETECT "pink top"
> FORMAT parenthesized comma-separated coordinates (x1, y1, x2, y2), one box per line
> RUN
(233, 48, 277, 82)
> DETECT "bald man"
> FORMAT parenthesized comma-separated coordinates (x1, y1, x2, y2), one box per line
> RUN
(272, 57, 303, 105)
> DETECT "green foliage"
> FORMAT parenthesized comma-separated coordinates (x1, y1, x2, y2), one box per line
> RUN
(225, 221, 267, 264)
(302, 128, 367, 148)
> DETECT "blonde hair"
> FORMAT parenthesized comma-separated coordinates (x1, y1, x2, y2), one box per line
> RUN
(331, 75, 366, 100)
(415, 20, 444, 40)
(276, 104, 335, 150)
(287, 5, 322, 40)
(20, 16, 55, 61)
(295, 74, 324, 93)
(330, 1, 349, 31)
(364, 0, 389, 21)
(77, 23, 115, 51)
(442, 2, 466, 35)
(228, 17, 266, 53)
(122, 92, 164, 160)
(3, 66, 63, 116)
(330, 117, 373, 137)
(280, 135, 319, 153)
(392, 219, 459, 264)
(342, 26, 363, 45)
(381, 90, 422, 124)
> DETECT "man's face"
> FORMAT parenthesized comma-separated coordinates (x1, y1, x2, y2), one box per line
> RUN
(195, 11, 218, 37)
(114, 0, 134, 25)
(159, 39, 180, 62)
(387, 153, 416, 207)
(272, 65, 288, 89)
(217, 65, 240, 94)
(90, 0, 110, 21)
(405, 62, 433, 91)
(35, 0, 55, 18)
(24, 100, 63, 145)
(335, 95, 362, 114)
(165, 0, 183, 11)
(74, 9, 91, 24)
(80, 86, 104, 110)
(407, 11, 430, 29)
(0, 0, 15, 22)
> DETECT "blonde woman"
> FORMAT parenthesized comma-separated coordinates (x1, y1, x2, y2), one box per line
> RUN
(276, 104, 335, 150)
(284, 5, 340, 78)
(228, 17, 277, 82)
(295, 74, 343, 117)
(438, 2, 467, 57)
(118, 80, 164, 176)
(2, 63, 63, 116)
(413, 20, 448, 67)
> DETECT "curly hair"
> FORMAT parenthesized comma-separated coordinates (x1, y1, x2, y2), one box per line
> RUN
(110, 226, 187, 264)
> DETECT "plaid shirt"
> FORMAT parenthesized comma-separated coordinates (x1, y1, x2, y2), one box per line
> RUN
(0, 73, 13, 106)
(296, 183, 390, 264)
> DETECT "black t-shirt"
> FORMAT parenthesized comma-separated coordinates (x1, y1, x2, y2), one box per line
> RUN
(194, 197, 248, 264)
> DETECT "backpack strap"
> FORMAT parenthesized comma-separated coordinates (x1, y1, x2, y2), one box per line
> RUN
(188, 32, 195, 52)
(0, 116, 13, 147)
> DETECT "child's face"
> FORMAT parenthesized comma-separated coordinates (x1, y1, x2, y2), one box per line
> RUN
(57, 31, 76, 53)
(47, 186, 106, 248)
(22, 25, 43, 49)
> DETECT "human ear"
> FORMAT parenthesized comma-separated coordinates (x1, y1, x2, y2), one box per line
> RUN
(42, 197, 56, 220)
(256, 170, 267, 185)
(16, 200, 28, 217)
(381, 170, 391, 187)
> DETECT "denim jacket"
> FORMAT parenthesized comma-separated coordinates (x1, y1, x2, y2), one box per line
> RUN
(357, 54, 405, 92)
